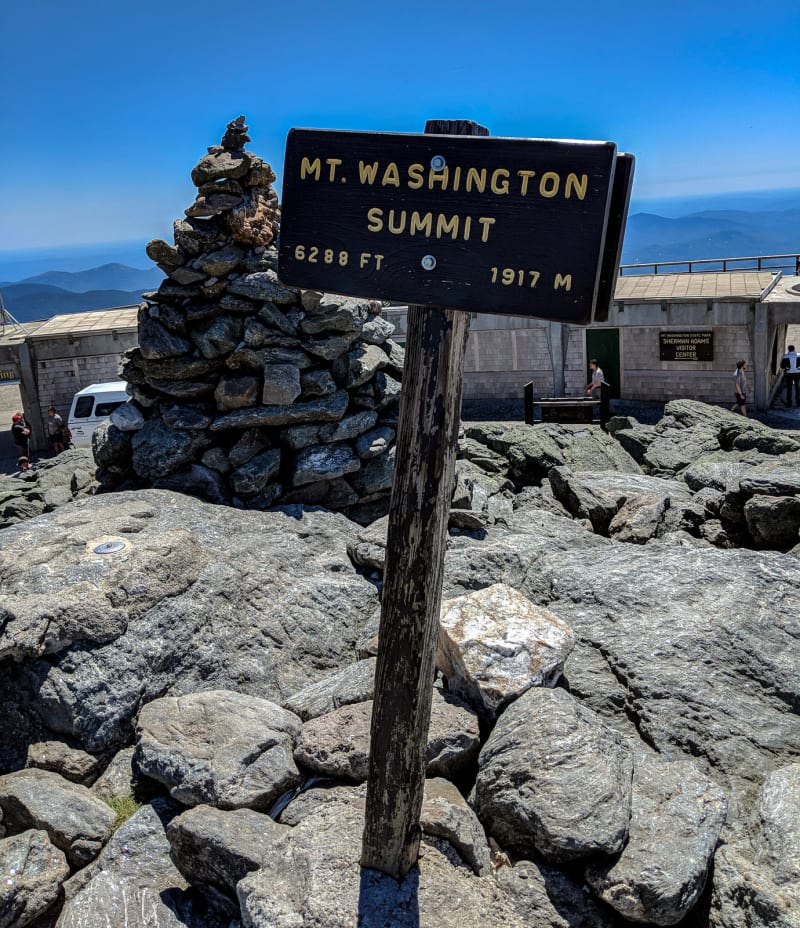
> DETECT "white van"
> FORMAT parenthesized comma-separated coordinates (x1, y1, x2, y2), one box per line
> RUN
(67, 381, 129, 448)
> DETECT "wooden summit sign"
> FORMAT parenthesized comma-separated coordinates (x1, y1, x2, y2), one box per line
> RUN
(278, 119, 634, 883)
(279, 129, 632, 324)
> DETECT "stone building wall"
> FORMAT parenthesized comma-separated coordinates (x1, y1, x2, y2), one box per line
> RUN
(463, 326, 555, 401)
(621, 323, 754, 403)
(35, 353, 125, 421)
(95, 117, 403, 523)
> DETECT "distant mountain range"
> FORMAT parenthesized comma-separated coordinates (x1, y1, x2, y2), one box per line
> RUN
(621, 208, 800, 267)
(0, 188, 798, 323)
(0, 263, 163, 323)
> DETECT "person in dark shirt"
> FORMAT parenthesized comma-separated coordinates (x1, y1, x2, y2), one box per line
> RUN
(11, 413, 31, 458)
(780, 344, 800, 407)
(731, 360, 748, 417)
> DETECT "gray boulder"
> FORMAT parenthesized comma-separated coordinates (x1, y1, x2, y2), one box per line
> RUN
(744, 495, 800, 547)
(710, 762, 800, 926)
(237, 797, 528, 928)
(109, 401, 144, 432)
(90, 747, 141, 803)
(548, 466, 694, 537)
(25, 741, 102, 786)
(135, 689, 302, 810)
(58, 798, 232, 928)
(293, 687, 479, 782)
(131, 418, 213, 479)
(0, 768, 115, 868)
(0, 490, 377, 767)
(210, 389, 348, 430)
(420, 777, 491, 876)
(167, 804, 287, 895)
(642, 425, 721, 476)
(291, 443, 360, 486)
(0, 829, 69, 928)
(585, 751, 727, 925)
(227, 269, 297, 304)
(497, 858, 623, 928)
(261, 363, 301, 405)
(466, 422, 641, 484)
(472, 687, 633, 862)
(284, 658, 377, 721)
(740, 467, 800, 496)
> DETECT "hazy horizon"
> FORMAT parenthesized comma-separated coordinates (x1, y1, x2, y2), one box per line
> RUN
(2, 185, 798, 284)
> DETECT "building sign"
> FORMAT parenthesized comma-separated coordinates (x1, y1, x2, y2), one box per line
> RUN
(279, 129, 633, 324)
(0, 368, 19, 382)
(659, 331, 713, 361)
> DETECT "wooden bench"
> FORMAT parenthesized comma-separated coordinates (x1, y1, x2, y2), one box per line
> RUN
(524, 384, 601, 424)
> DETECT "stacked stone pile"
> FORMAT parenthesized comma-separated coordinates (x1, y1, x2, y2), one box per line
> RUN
(96, 116, 404, 521)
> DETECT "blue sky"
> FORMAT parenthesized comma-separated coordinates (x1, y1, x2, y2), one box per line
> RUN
(1, 0, 798, 251)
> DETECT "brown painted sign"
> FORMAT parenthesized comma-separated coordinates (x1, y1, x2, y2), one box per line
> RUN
(279, 129, 632, 323)
(659, 331, 713, 361)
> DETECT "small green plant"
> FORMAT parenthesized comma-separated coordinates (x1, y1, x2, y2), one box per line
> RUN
(104, 793, 143, 831)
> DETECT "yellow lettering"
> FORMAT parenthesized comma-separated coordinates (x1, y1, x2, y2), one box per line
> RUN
(463, 216, 472, 240)
(300, 157, 321, 181)
(491, 169, 510, 195)
(410, 211, 433, 236)
(540, 172, 560, 197)
(465, 168, 487, 193)
(360, 253, 371, 268)
(428, 167, 449, 190)
(381, 162, 401, 187)
(375, 254, 384, 269)
(554, 273, 572, 291)
(478, 217, 496, 242)
(388, 209, 406, 234)
(565, 173, 588, 199)
(517, 170, 536, 195)
(366, 207, 384, 232)
(436, 214, 459, 239)
(326, 158, 342, 181)
(407, 164, 425, 189)
(452, 166, 462, 191)
(359, 161, 379, 184)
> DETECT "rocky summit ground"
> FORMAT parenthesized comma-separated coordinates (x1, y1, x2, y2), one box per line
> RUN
(0, 399, 798, 928)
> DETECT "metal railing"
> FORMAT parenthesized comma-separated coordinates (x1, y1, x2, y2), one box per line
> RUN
(619, 254, 800, 276)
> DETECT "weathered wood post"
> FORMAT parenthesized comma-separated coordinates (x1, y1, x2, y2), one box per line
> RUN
(360, 119, 489, 879)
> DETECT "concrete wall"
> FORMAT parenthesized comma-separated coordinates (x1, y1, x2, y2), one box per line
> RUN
(384, 301, 765, 408)
(19, 329, 137, 449)
(620, 323, 753, 404)
(34, 353, 127, 426)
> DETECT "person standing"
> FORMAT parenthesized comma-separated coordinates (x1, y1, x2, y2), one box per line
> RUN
(585, 359, 605, 398)
(731, 360, 748, 417)
(46, 405, 66, 454)
(11, 413, 31, 459)
(780, 344, 800, 407)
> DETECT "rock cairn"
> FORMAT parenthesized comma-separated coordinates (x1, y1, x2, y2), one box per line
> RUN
(96, 116, 404, 522)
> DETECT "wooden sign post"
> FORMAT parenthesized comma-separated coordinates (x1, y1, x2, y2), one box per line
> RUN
(278, 120, 634, 880)
(358, 118, 487, 879)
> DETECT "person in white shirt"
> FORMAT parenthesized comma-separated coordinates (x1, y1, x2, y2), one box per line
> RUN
(780, 344, 800, 407)
(585, 359, 605, 398)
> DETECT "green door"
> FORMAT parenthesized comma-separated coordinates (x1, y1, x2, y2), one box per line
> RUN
(586, 328, 621, 398)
